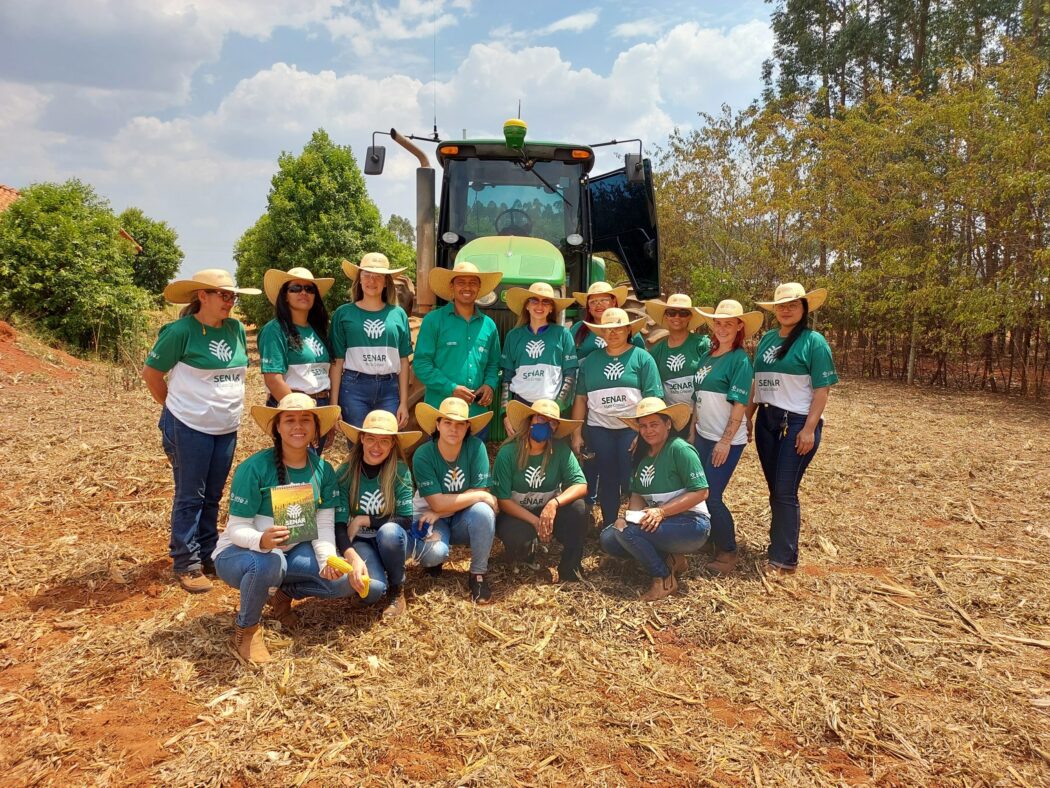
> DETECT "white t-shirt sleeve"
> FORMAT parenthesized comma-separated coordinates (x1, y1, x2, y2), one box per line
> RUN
(225, 514, 268, 552)
(312, 507, 337, 568)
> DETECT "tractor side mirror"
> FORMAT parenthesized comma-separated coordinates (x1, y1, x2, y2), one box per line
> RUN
(624, 153, 643, 184)
(364, 145, 386, 175)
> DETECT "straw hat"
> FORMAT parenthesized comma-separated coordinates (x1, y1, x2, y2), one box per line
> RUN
(505, 282, 575, 316)
(697, 299, 764, 338)
(163, 269, 262, 304)
(263, 267, 335, 304)
(583, 307, 646, 335)
(429, 261, 503, 301)
(415, 397, 494, 434)
(337, 409, 422, 452)
(573, 280, 629, 308)
(755, 282, 828, 312)
(505, 399, 581, 440)
(341, 252, 408, 280)
(617, 397, 692, 431)
(644, 294, 708, 332)
(251, 392, 341, 436)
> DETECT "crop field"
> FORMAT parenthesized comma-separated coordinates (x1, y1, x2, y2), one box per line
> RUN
(0, 321, 1047, 786)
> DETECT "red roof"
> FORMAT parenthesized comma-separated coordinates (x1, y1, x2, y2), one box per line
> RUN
(0, 185, 18, 213)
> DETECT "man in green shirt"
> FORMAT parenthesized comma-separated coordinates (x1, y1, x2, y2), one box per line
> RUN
(413, 262, 503, 436)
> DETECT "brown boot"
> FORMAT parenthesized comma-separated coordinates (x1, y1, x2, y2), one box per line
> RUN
(706, 550, 739, 576)
(382, 586, 406, 619)
(641, 573, 677, 602)
(231, 623, 272, 664)
(176, 569, 213, 594)
(665, 553, 688, 576)
(267, 589, 299, 628)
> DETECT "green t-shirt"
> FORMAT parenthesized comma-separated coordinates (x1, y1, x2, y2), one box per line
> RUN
(630, 438, 709, 516)
(501, 324, 578, 404)
(329, 303, 412, 376)
(258, 319, 331, 395)
(649, 333, 712, 406)
(413, 303, 501, 417)
(333, 459, 414, 528)
(145, 315, 249, 435)
(753, 329, 838, 414)
(491, 439, 586, 510)
(575, 325, 645, 360)
(228, 448, 338, 519)
(576, 345, 663, 429)
(411, 436, 491, 516)
(692, 348, 753, 445)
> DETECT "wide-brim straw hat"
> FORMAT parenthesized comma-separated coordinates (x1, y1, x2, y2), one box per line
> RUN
(617, 397, 692, 431)
(263, 267, 335, 304)
(163, 268, 262, 304)
(506, 399, 581, 440)
(251, 392, 341, 436)
(697, 299, 764, 338)
(505, 282, 575, 316)
(337, 409, 422, 452)
(429, 261, 503, 301)
(573, 280, 629, 308)
(415, 397, 494, 435)
(645, 294, 708, 332)
(755, 282, 828, 312)
(341, 252, 408, 280)
(583, 307, 646, 335)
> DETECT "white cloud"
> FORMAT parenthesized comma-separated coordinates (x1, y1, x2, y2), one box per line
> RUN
(611, 17, 665, 39)
(542, 11, 600, 35)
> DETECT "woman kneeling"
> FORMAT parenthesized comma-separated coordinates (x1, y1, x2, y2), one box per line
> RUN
(493, 399, 590, 582)
(333, 410, 422, 618)
(600, 398, 711, 602)
(212, 394, 351, 663)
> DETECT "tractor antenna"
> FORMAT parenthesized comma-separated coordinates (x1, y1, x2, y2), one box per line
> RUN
(517, 99, 521, 119)
(431, 2, 439, 140)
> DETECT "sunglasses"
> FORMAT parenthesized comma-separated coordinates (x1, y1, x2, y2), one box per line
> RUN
(203, 289, 238, 303)
(287, 283, 318, 294)
(526, 298, 555, 308)
(665, 309, 693, 318)
(589, 297, 615, 307)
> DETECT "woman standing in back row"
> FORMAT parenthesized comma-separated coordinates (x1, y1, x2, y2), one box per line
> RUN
(748, 283, 838, 573)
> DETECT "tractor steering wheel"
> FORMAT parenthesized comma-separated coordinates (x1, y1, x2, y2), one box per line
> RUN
(495, 208, 533, 237)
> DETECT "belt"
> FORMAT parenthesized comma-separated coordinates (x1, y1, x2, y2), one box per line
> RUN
(294, 389, 330, 400)
(345, 371, 397, 381)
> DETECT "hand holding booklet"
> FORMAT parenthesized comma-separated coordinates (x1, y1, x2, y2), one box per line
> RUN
(270, 483, 317, 545)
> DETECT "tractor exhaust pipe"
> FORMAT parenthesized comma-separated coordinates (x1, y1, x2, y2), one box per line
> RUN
(391, 129, 435, 314)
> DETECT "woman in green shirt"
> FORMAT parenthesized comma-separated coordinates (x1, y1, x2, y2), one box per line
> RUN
(644, 293, 712, 425)
(330, 252, 412, 428)
(211, 394, 349, 663)
(600, 398, 711, 602)
(571, 281, 645, 360)
(333, 410, 422, 618)
(493, 399, 589, 582)
(748, 283, 838, 573)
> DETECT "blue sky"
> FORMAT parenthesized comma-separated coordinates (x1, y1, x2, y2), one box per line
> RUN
(0, 1, 774, 276)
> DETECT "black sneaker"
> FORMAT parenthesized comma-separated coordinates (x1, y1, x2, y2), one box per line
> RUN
(468, 574, 492, 604)
(425, 564, 444, 577)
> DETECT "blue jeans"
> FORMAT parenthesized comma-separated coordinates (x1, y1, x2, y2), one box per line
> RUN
(407, 502, 496, 575)
(339, 370, 399, 427)
(585, 425, 636, 527)
(214, 542, 352, 627)
(599, 512, 711, 578)
(693, 436, 746, 553)
(159, 407, 237, 574)
(335, 522, 408, 605)
(754, 405, 823, 568)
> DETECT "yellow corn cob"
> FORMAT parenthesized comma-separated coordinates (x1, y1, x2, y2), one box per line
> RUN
(326, 555, 370, 599)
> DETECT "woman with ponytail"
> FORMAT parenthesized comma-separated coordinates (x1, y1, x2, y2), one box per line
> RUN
(211, 394, 351, 664)
(748, 283, 838, 573)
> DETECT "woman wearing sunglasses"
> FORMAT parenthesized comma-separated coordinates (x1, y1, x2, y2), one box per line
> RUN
(571, 281, 645, 361)
(644, 294, 711, 422)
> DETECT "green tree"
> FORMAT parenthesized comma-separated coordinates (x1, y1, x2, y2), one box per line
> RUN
(0, 179, 149, 359)
(386, 214, 414, 246)
(234, 129, 415, 327)
(117, 207, 184, 304)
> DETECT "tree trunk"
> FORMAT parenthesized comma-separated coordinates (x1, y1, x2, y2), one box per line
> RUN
(906, 315, 919, 385)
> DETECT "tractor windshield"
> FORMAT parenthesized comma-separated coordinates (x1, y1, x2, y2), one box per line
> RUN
(443, 158, 584, 247)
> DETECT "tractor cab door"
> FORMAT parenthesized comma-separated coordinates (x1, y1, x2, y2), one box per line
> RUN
(586, 158, 660, 300)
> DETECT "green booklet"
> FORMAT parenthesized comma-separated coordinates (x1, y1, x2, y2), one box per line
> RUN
(271, 483, 317, 546)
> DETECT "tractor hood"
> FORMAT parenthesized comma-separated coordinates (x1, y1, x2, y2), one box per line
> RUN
(454, 236, 566, 288)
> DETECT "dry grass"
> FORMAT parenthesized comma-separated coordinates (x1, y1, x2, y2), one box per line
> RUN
(0, 323, 1048, 786)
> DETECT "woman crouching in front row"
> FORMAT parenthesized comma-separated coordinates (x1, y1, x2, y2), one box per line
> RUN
(599, 398, 711, 602)
(212, 394, 351, 664)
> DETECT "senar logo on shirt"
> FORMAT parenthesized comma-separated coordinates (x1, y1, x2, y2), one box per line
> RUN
(363, 319, 386, 339)
(667, 353, 686, 372)
(525, 339, 545, 359)
(209, 339, 233, 362)
(304, 335, 326, 356)
(604, 360, 626, 380)
(524, 466, 546, 489)
(594, 336, 607, 349)
(639, 464, 656, 487)
(443, 466, 465, 491)
(359, 489, 385, 515)
(762, 345, 781, 364)
(695, 364, 712, 385)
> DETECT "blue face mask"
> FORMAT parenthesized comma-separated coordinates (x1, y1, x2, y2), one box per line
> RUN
(529, 421, 554, 442)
